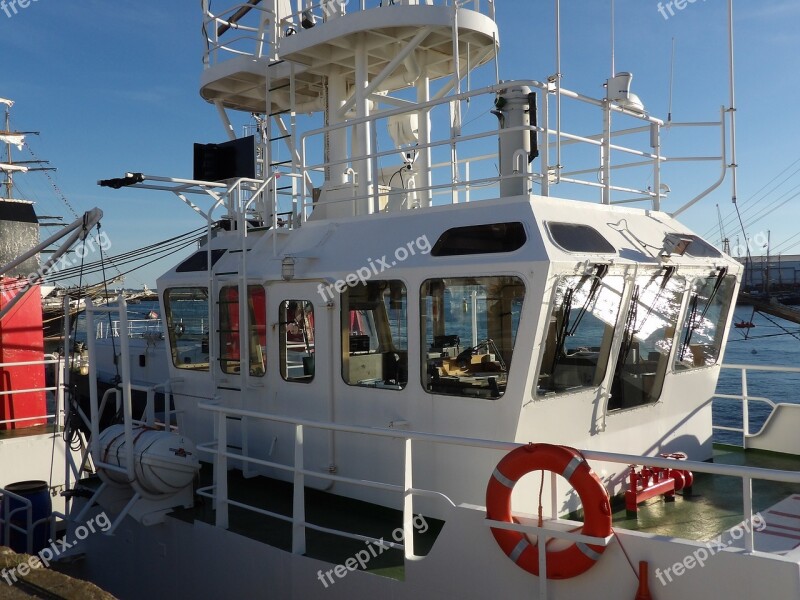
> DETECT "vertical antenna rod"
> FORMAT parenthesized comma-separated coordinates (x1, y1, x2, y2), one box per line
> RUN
(555, 0, 562, 183)
(727, 0, 738, 205)
(668, 38, 676, 123)
(610, 0, 615, 78)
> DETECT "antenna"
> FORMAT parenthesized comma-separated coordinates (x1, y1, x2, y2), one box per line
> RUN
(668, 38, 676, 123)
(610, 0, 615, 77)
(727, 0, 738, 206)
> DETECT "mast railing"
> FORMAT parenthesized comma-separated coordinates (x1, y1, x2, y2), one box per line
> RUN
(203, 0, 496, 67)
(294, 79, 723, 219)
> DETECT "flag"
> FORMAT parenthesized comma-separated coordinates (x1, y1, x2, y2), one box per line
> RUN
(0, 98, 14, 108)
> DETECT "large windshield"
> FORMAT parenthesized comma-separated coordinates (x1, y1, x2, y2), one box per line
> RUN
(609, 269, 685, 410)
(674, 272, 736, 370)
(537, 272, 624, 395)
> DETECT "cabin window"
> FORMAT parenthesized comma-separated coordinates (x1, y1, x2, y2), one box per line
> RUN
(609, 269, 685, 410)
(218, 286, 267, 376)
(164, 287, 210, 370)
(175, 249, 226, 272)
(546, 222, 616, 254)
(341, 281, 407, 389)
(280, 300, 315, 382)
(422, 276, 524, 399)
(536, 271, 624, 396)
(674, 272, 736, 370)
(431, 222, 526, 256)
(681, 235, 724, 259)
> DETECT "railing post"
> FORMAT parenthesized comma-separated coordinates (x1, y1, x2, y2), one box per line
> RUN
(293, 424, 306, 554)
(403, 438, 415, 558)
(742, 475, 754, 553)
(540, 88, 550, 196)
(216, 410, 229, 528)
(538, 529, 548, 598)
(146, 388, 156, 427)
(85, 300, 101, 460)
(55, 356, 65, 430)
(741, 367, 750, 442)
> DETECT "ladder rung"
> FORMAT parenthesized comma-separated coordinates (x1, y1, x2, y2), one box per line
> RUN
(269, 83, 291, 92)
(270, 134, 291, 142)
(276, 185, 293, 191)
(270, 160, 292, 166)
(269, 109, 290, 117)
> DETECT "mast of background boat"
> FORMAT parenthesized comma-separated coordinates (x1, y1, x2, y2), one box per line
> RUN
(3, 103, 10, 199)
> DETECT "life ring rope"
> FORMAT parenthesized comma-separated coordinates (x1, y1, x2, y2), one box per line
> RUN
(486, 443, 612, 580)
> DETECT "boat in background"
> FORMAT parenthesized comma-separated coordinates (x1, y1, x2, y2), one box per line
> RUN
(3, 2, 800, 599)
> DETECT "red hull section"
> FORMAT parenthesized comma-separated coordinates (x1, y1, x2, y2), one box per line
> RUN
(0, 277, 46, 430)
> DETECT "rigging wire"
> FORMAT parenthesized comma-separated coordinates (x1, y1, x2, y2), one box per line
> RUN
(25, 144, 79, 219)
(704, 157, 800, 239)
(43, 227, 204, 283)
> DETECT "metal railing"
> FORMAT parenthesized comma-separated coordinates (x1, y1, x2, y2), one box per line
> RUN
(295, 79, 723, 217)
(713, 363, 800, 440)
(0, 355, 65, 429)
(95, 318, 164, 339)
(0, 487, 53, 555)
(193, 400, 800, 596)
(202, 0, 496, 66)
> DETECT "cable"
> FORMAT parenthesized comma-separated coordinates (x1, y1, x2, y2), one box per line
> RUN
(25, 144, 79, 219)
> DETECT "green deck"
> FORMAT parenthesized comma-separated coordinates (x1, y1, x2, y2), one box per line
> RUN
(172, 466, 443, 580)
(611, 445, 800, 542)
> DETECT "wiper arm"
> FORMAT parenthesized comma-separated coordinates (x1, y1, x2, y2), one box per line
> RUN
(551, 286, 575, 375)
(568, 265, 609, 337)
(680, 267, 728, 360)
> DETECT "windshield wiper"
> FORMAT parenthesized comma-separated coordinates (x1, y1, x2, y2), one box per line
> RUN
(679, 267, 728, 361)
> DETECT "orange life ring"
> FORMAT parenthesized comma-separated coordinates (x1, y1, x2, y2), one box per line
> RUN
(486, 443, 612, 579)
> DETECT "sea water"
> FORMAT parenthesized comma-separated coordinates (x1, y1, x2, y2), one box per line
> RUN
(714, 305, 800, 445)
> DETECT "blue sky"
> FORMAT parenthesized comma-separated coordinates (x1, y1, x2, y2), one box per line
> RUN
(3, 1, 800, 287)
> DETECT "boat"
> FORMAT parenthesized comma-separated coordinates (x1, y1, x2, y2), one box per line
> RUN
(3, 2, 800, 598)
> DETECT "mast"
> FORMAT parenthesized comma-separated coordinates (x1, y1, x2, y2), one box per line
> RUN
(3, 102, 13, 199)
(0, 100, 53, 201)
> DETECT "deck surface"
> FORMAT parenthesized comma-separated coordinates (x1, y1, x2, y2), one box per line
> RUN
(611, 445, 800, 548)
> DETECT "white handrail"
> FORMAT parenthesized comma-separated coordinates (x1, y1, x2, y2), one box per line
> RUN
(713, 363, 800, 438)
(195, 399, 800, 574)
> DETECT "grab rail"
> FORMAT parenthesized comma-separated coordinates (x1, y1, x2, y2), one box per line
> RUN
(713, 363, 800, 439)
